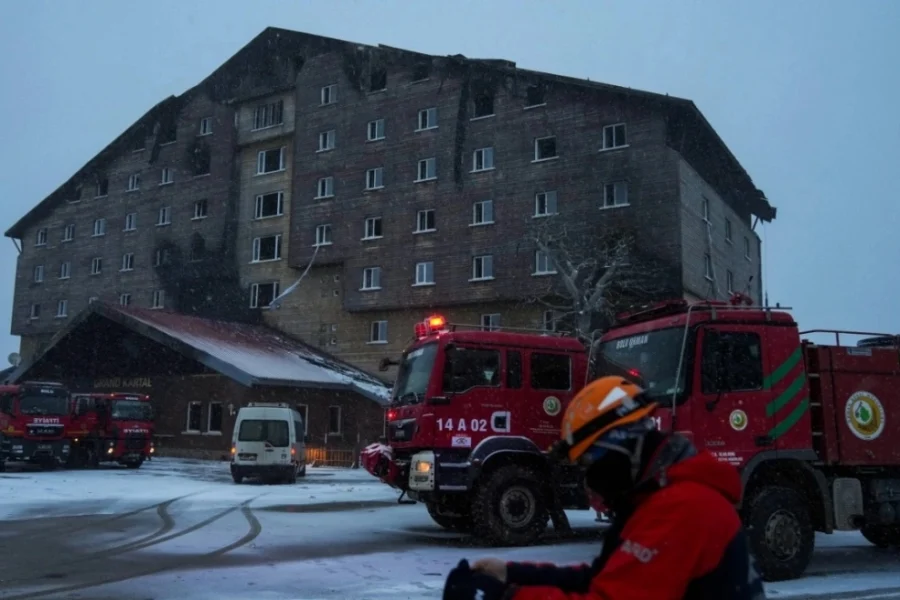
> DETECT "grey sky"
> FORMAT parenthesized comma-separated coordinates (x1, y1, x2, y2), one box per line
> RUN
(1, 0, 897, 361)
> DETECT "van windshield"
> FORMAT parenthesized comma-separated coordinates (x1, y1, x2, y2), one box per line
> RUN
(238, 419, 289, 447)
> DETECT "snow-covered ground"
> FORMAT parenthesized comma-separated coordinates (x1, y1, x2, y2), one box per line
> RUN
(0, 458, 897, 600)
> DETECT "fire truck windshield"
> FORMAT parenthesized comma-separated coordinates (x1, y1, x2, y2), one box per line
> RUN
(19, 395, 70, 416)
(111, 400, 153, 421)
(392, 342, 438, 405)
(598, 327, 687, 401)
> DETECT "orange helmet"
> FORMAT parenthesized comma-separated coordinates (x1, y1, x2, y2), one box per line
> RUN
(556, 376, 658, 464)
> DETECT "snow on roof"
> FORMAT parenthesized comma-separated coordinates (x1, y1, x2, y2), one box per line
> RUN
(113, 305, 391, 405)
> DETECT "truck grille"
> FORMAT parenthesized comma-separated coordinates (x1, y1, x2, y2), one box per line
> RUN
(124, 434, 146, 450)
(387, 418, 417, 443)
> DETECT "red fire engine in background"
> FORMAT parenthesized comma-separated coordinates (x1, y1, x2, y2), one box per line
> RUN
(69, 392, 155, 469)
(0, 381, 73, 470)
(361, 296, 900, 581)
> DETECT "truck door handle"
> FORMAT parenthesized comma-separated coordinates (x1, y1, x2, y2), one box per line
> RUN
(265, 448, 274, 452)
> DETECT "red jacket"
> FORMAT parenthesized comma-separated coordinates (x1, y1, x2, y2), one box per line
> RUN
(503, 450, 765, 600)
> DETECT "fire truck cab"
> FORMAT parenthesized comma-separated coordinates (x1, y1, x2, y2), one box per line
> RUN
(70, 392, 154, 468)
(0, 381, 72, 470)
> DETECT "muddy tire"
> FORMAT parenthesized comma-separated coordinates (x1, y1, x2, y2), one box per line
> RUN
(426, 502, 473, 532)
(746, 486, 814, 581)
(471, 464, 549, 546)
(861, 524, 900, 548)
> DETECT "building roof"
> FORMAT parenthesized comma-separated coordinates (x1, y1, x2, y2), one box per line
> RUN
(5, 27, 774, 241)
(6, 302, 392, 405)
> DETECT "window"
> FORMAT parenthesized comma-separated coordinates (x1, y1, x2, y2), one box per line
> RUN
(328, 406, 342, 435)
(250, 282, 280, 309)
(321, 84, 337, 105)
(317, 129, 336, 152)
(314, 224, 332, 246)
(744, 237, 752, 260)
(416, 209, 436, 232)
(91, 257, 102, 275)
(119, 293, 131, 306)
(362, 267, 382, 290)
(186, 401, 202, 432)
(190, 144, 211, 176)
(530, 353, 572, 390)
(256, 147, 285, 174)
(534, 136, 558, 161)
(59, 262, 70, 279)
(295, 405, 308, 435)
(472, 255, 494, 281)
(92, 218, 106, 237)
(704, 253, 713, 279)
(152, 289, 165, 309)
(412, 62, 431, 81)
(253, 99, 284, 130)
(472, 88, 495, 118)
(154, 248, 171, 266)
(190, 234, 205, 261)
(534, 250, 556, 275)
(369, 320, 388, 343)
(443, 347, 501, 393)
(208, 402, 223, 433)
(543, 310, 556, 333)
(480, 313, 500, 332)
(33, 265, 44, 283)
(366, 167, 384, 190)
(199, 117, 213, 135)
(535, 191, 558, 216)
(725, 218, 733, 243)
(29, 304, 40, 320)
(160, 168, 174, 185)
(701, 331, 763, 394)
(62, 224, 74, 242)
(507, 350, 523, 388)
(56, 300, 68, 318)
(415, 261, 435, 286)
(726, 270, 735, 294)
(193, 199, 208, 219)
(603, 182, 629, 208)
(368, 65, 387, 92)
(124, 213, 137, 231)
(417, 107, 437, 130)
(157, 206, 171, 226)
(701, 197, 710, 222)
(126, 174, 141, 192)
(316, 177, 334, 199)
(252, 235, 282, 261)
(95, 178, 109, 198)
(367, 119, 385, 141)
(121, 253, 134, 271)
(472, 147, 494, 171)
(472, 200, 494, 225)
(416, 157, 437, 181)
(601, 123, 627, 150)
(525, 84, 545, 107)
(363, 217, 383, 239)
(35, 228, 47, 246)
(255, 192, 284, 218)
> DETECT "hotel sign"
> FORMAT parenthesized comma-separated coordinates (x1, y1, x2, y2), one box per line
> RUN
(93, 377, 153, 389)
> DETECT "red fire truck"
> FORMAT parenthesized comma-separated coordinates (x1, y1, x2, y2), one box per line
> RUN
(0, 381, 73, 470)
(361, 299, 900, 581)
(68, 392, 155, 469)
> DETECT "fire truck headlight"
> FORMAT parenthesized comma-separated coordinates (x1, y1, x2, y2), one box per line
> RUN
(414, 460, 432, 474)
(107, 447, 114, 455)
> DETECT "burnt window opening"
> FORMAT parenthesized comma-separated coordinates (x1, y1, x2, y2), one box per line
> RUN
(132, 132, 146, 152)
(250, 282, 280, 309)
(191, 144, 211, 176)
(369, 66, 387, 92)
(158, 120, 177, 145)
(411, 62, 431, 82)
(154, 247, 172, 267)
(95, 177, 109, 198)
(472, 86, 495, 118)
(190, 234, 206, 262)
(525, 84, 545, 107)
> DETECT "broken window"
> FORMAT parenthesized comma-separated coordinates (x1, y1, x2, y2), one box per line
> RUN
(158, 120, 177, 145)
(472, 86, 495, 118)
(154, 248, 172, 267)
(95, 178, 109, 198)
(534, 136, 558, 161)
(250, 282, 280, 309)
(369, 66, 387, 92)
(191, 144, 211, 176)
(190, 234, 205, 262)
(525, 84, 545, 107)
(411, 62, 431, 82)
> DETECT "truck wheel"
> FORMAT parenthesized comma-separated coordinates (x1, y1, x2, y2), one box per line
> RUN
(472, 464, 549, 546)
(746, 486, 814, 581)
(861, 524, 900, 548)
(426, 502, 473, 532)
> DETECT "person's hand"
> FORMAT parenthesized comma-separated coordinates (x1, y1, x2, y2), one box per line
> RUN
(443, 559, 508, 600)
(471, 557, 508, 582)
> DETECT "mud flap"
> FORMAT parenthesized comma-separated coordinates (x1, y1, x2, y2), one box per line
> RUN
(398, 490, 417, 505)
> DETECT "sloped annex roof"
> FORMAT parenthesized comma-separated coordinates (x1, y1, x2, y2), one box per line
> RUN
(7, 302, 392, 405)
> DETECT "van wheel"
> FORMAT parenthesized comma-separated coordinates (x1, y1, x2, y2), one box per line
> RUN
(232, 473, 244, 484)
(286, 466, 298, 485)
(298, 464, 307, 478)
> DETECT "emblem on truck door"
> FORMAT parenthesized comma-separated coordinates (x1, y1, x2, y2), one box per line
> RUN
(729, 409, 748, 432)
(543, 396, 561, 416)
(845, 391, 885, 441)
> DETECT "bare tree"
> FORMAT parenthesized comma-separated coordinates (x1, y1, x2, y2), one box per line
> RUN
(528, 219, 672, 345)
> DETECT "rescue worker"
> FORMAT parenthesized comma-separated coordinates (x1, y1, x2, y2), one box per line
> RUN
(442, 376, 766, 600)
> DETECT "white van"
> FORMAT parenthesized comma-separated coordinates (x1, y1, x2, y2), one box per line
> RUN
(230, 402, 307, 484)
